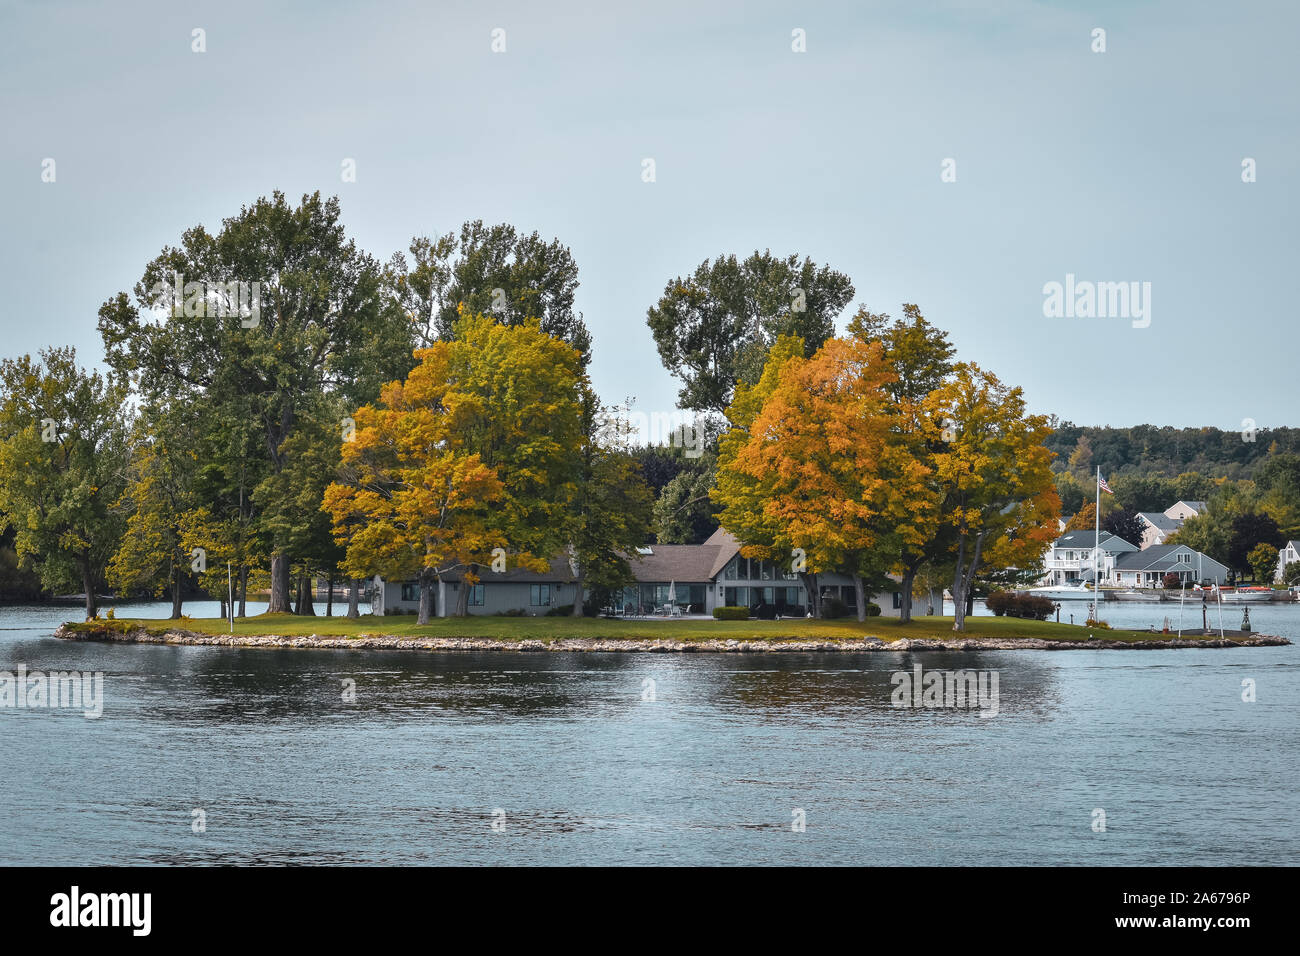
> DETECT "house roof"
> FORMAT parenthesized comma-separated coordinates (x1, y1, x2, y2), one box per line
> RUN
(444, 555, 577, 584)
(1138, 512, 1180, 532)
(1114, 545, 1224, 573)
(1052, 530, 1139, 551)
(627, 543, 726, 583)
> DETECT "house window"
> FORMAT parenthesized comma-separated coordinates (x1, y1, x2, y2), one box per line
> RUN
(401, 583, 420, 602)
(469, 584, 485, 606)
(892, 591, 902, 609)
(723, 557, 738, 580)
(530, 584, 550, 606)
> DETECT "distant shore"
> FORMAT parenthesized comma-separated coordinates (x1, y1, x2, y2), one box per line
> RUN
(54, 622, 1291, 653)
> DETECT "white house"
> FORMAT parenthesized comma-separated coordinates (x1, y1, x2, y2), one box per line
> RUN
(1277, 540, 1300, 583)
(1040, 530, 1139, 585)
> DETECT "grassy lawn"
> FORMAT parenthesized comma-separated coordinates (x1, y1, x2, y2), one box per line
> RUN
(64, 612, 1206, 643)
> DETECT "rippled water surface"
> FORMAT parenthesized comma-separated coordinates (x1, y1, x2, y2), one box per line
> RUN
(2, 600, 1297, 865)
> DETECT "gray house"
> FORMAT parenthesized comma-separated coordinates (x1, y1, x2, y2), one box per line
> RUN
(1110, 544, 1228, 587)
(379, 527, 904, 617)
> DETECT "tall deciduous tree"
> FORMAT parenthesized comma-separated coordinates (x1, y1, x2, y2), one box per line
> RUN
(98, 191, 412, 613)
(390, 220, 590, 357)
(569, 391, 654, 616)
(847, 304, 957, 622)
(646, 251, 854, 416)
(0, 348, 130, 618)
(108, 405, 205, 618)
(324, 313, 585, 623)
(925, 365, 1060, 631)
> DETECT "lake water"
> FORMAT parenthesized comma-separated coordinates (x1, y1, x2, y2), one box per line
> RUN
(2, 600, 1296, 865)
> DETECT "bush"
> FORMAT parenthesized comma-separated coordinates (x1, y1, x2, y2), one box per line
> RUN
(1284, 561, 1300, 587)
(867, 602, 881, 617)
(545, 604, 575, 617)
(105, 607, 115, 620)
(1162, 573, 1182, 590)
(713, 606, 750, 621)
(986, 590, 1054, 620)
(822, 597, 851, 619)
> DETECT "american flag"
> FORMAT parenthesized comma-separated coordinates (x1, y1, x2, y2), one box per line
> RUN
(1098, 473, 1113, 494)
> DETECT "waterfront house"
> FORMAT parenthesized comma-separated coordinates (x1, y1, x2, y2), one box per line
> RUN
(1136, 511, 1181, 548)
(1110, 544, 1228, 587)
(1165, 500, 1208, 520)
(1040, 530, 1139, 585)
(1277, 540, 1300, 582)
(377, 527, 905, 618)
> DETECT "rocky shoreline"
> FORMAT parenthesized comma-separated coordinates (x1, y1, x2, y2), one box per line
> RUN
(53, 624, 1291, 653)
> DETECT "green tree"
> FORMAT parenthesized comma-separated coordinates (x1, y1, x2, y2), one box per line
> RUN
(646, 251, 854, 416)
(391, 220, 590, 357)
(569, 392, 655, 615)
(98, 191, 412, 613)
(0, 348, 130, 619)
(1247, 543, 1279, 584)
(108, 405, 205, 618)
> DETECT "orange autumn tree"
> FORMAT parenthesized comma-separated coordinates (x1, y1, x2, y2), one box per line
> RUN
(924, 363, 1060, 631)
(714, 335, 904, 621)
(323, 313, 584, 623)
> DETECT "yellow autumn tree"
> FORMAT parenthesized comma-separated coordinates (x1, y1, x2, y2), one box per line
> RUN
(323, 312, 583, 623)
(924, 363, 1060, 631)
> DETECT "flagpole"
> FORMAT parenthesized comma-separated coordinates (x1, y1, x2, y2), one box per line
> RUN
(1093, 466, 1101, 621)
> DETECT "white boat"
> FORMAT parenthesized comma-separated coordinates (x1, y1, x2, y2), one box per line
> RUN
(1220, 587, 1275, 603)
(1022, 585, 1095, 601)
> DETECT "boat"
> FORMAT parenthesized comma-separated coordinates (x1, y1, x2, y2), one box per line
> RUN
(1109, 589, 1157, 602)
(1021, 584, 1096, 601)
(1220, 587, 1275, 603)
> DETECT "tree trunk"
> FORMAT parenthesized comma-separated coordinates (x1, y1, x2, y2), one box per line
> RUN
(852, 574, 867, 623)
(268, 553, 291, 613)
(238, 565, 248, 618)
(82, 558, 98, 620)
(297, 572, 316, 616)
(326, 572, 334, 617)
(899, 568, 916, 624)
(952, 531, 987, 632)
(798, 572, 820, 617)
(347, 578, 360, 618)
(454, 565, 476, 617)
(418, 575, 433, 625)
(571, 570, 584, 617)
(219, 596, 228, 622)
(170, 565, 183, 619)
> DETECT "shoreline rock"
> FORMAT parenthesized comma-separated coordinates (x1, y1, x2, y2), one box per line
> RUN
(53, 624, 1291, 653)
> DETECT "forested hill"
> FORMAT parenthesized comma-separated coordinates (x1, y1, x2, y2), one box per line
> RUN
(1044, 423, 1300, 479)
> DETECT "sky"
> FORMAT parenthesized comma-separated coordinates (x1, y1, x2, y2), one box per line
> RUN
(1, 0, 1296, 430)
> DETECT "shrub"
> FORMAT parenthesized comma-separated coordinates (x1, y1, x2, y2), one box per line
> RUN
(1162, 573, 1182, 590)
(1284, 561, 1300, 587)
(105, 607, 115, 620)
(867, 602, 881, 617)
(822, 597, 851, 619)
(986, 590, 1053, 620)
(713, 606, 750, 621)
(545, 604, 575, 617)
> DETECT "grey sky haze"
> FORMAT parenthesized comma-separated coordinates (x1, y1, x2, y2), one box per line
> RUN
(2, 0, 1295, 429)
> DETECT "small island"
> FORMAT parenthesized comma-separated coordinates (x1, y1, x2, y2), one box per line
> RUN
(56, 614, 1289, 653)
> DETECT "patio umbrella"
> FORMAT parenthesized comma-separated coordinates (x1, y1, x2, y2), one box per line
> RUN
(668, 579, 676, 611)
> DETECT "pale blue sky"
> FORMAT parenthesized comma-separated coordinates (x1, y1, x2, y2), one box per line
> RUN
(2, 0, 1295, 428)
